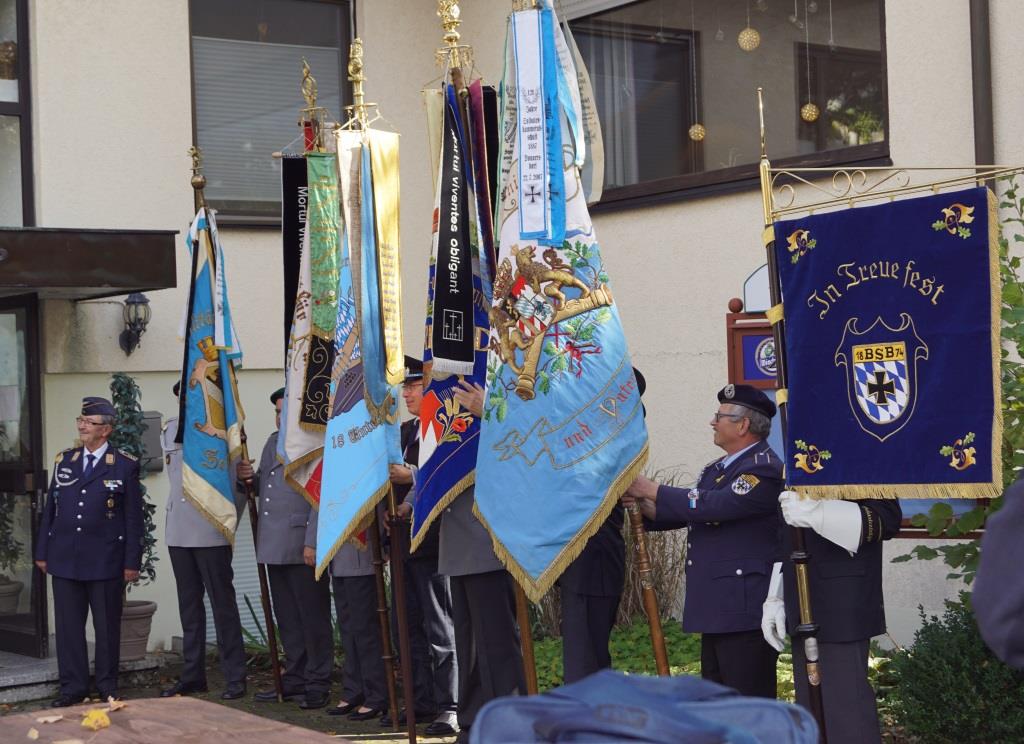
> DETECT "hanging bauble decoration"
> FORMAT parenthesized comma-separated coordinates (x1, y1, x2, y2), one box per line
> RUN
(800, 102, 820, 122)
(688, 123, 707, 141)
(738, 26, 761, 51)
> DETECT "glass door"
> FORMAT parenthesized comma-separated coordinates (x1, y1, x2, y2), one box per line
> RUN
(0, 293, 46, 657)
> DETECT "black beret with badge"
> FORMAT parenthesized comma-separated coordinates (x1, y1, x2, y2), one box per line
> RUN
(717, 383, 776, 419)
(81, 396, 116, 418)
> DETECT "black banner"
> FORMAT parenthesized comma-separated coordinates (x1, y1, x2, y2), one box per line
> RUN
(281, 156, 307, 362)
(430, 85, 476, 374)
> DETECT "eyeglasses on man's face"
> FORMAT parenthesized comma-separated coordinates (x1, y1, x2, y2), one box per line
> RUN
(75, 417, 107, 427)
(712, 412, 745, 423)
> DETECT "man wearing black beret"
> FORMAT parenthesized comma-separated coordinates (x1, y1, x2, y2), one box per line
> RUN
(35, 397, 144, 706)
(624, 383, 783, 698)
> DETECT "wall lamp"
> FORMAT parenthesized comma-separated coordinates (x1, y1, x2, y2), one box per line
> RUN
(119, 292, 152, 356)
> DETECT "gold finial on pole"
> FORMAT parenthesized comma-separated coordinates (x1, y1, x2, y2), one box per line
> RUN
(301, 58, 318, 110)
(436, 0, 473, 69)
(342, 38, 378, 130)
(188, 145, 205, 192)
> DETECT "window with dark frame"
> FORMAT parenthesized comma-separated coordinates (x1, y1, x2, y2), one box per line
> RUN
(566, 0, 888, 210)
(190, 0, 352, 222)
(0, 0, 33, 227)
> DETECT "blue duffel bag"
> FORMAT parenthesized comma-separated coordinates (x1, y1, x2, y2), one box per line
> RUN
(471, 670, 819, 743)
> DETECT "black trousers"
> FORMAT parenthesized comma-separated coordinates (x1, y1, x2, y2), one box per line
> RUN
(398, 556, 458, 714)
(560, 589, 620, 684)
(168, 546, 247, 688)
(792, 637, 881, 744)
(333, 574, 387, 709)
(52, 575, 123, 698)
(700, 629, 778, 698)
(450, 571, 525, 729)
(267, 563, 333, 694)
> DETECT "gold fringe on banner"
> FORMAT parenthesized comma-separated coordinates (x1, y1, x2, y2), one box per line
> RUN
(986, 188, 1003, 490)
(795, 481, 1003, 501)
(473, 442, 649, 604)
(314, 482, 390, 580)
(408, 467, 478, 556)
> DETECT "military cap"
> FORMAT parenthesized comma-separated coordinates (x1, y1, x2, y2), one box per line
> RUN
(270, 387, 286, 404)
(81, 396, 116, 418)
(633, 367, 646, 418)
(717, 383, 776, 419)
(404, 355, 424, 383)
(172, 380, 181, 398)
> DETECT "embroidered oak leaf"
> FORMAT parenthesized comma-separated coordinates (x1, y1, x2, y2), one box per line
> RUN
(933, 203, 975, 239)
(939, 432, 976, 470)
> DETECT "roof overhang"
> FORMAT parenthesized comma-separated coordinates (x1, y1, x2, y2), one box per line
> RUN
(0, 227, 177, 300)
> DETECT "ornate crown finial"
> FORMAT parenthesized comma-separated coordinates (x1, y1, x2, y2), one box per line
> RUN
(187, 145, 206, 191)
(301, 58, 318, 109)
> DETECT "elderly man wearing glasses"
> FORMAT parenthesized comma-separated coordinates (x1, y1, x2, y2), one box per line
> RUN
(623, 383, 783, 698)
(34, 397, 144, 707)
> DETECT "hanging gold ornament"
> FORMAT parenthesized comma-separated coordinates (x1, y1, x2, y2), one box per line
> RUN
(800, 102, 820, 122)
(688, 123, 706, 141)
(738, 26, 761, 51)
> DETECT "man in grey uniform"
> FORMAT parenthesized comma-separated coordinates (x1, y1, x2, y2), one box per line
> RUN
(236, 388, 333, 710)
(160, 381, 248, 700)
(441, 380, 526, 743)
(323, 512, 389, 721)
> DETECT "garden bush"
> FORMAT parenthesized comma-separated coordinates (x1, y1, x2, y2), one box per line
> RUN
(887, 596, 1024, 743)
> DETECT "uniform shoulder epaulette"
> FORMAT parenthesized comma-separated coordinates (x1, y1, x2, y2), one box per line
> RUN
(118, 449, 139, 461)
(54, 447, 72, 463)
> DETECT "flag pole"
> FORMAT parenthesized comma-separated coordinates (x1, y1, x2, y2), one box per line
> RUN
(756, 88, 827, 740)
(627, 505, 670, 676)
(187, 146, 285, 702)
(437, 0, 539, 695)
(343, 44, 417, 742)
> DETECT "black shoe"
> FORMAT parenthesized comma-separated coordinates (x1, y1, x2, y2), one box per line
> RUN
(254, 688, 304, 703)
(381, 708, 438, 727)
(298, 690, 330, 709)
(327, 697, 364, 716)
(160, 681, 208, 698)
(455, 727, 471, 744)
(221, 684, 246, 700)
(50, 695, 86, 708)
(425, 712, 459, 736)
(348, 705, 384, 721)
(98, 692, 120, 702)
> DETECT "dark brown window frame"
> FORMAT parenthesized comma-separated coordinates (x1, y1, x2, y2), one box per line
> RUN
(576, 0, 890, 215)
(187, 0, 355, 228)
(0, 0, 35, 226)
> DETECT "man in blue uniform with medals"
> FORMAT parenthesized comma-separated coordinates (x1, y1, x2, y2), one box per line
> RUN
(624, 384, 783, 698)
(34, 397, 144, 707)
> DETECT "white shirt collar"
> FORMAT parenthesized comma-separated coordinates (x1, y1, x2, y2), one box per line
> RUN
(83, 441, 110, 463)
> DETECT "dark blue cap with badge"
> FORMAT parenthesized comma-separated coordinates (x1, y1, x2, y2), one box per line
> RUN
(270, 387, 286, 404)
(404, 355, 424, 383)
(81, 396, 116, 418)
(718, 383, 776, 419)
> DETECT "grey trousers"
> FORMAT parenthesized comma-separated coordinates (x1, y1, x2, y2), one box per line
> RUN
(169, 546, 247, 688)
(792, 637, 882, 744)
(266, 563, 333, 694)
(450, 570, 526, 729)
(332, 574, 387, 709)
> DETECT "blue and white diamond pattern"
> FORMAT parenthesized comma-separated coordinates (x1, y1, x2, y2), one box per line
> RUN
(854, 360, 909, 424)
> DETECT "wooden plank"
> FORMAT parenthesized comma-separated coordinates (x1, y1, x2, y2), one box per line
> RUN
(0, 696, 347, 743)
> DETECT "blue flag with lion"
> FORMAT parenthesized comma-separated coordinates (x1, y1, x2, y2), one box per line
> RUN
(774, 186, 1000, 499)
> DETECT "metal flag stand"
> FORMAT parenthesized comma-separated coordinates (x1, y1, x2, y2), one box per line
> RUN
(339, 44, 418, 743)
(755, 86, 1024, 742)
(186, 146, 286, 702)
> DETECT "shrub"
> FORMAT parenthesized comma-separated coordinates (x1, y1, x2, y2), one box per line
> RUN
(887, 595, 1024, 743)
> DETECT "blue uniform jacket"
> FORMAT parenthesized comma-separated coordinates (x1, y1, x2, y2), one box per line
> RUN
(648, 441, 783, 634)
(35, 447, 144, 581)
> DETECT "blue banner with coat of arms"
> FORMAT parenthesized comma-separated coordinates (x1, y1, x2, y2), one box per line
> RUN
(774, 186, 1001, 499)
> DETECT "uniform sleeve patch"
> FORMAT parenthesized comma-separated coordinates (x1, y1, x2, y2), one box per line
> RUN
(731, 474, 761, 494)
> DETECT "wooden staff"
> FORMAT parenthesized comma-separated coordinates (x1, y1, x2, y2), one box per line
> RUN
(188, 147, 285, 700)
(385, 487, 417, 743)
(513, 584, 538, 694)
(368, 511, 402, 732)
(756, 88, 827, 740)
(627, 504, 670, 676)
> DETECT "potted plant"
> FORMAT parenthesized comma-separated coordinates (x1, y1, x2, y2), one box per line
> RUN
(0, 491, 24, 614)
(108, 372, 159, 661)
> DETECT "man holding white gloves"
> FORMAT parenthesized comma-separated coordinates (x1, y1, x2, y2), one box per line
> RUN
(762, 490, 901, 743)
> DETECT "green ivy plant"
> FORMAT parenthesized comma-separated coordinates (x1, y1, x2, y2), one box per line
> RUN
(108, 372, 158, 589)
(892, 175, 1024, 582)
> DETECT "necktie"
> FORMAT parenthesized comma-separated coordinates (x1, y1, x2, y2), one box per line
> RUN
(84, 453, 96, 476)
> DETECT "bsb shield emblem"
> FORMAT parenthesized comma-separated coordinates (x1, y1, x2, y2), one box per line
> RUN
(834, 313, 928, 442)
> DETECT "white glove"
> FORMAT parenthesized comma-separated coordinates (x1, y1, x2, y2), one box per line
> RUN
(761, 561, 786, 652)
(779, 490, 862, 555)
